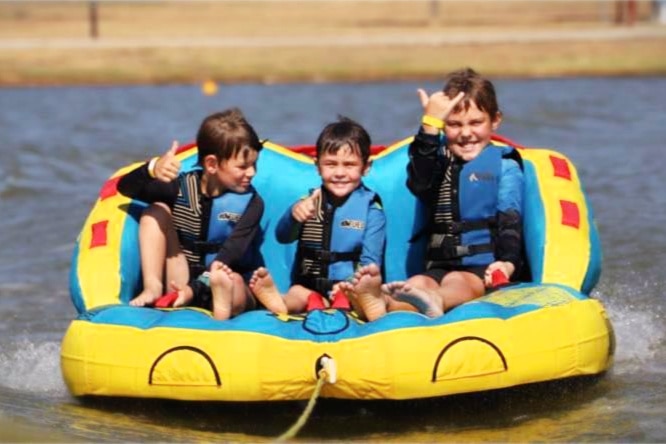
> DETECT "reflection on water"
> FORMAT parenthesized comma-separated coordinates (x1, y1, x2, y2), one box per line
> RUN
(1, 78, 665, 441)
(3, 376, 613, 442)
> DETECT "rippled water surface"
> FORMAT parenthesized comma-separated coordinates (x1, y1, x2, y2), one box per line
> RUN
(1, 78, 665, 442)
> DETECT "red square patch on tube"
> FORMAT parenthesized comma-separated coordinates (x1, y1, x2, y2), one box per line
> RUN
(550, 155, 572, 180)
(99, 177, 120, 200)
(559, 200, 580, 229)
(90, 221, 109, 248)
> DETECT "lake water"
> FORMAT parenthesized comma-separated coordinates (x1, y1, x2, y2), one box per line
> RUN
(0, 77, 665, 442)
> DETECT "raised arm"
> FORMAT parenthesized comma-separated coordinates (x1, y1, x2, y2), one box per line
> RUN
(117, 141, 182, 204)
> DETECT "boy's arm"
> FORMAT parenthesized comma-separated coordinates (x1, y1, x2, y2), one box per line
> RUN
(359, 201, 387, 267)
(117, 142, 181, 204)
(116, 161, 179, 205)
(495, 159, 524, 270)
(275, 203, 301, 243)
(214, 194, 265, 266)
(406, 129, 444, 199)
(276, 189, 319, 244)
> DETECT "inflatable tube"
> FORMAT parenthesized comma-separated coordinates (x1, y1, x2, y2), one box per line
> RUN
(62, 137, 613, 401)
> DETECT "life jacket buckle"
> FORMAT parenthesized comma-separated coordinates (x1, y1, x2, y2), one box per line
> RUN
(455, 245, 470, 257)
(315, 250, 334, 262)
(448, 221, 464, 234)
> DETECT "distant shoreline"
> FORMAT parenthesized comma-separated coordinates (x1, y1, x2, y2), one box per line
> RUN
(4, 25, 666, 49)
(2, 35, 665, 88)
(2, 1, 665, 87)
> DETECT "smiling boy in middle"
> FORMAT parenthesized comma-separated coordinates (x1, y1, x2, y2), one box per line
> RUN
(249, 117, 387, 319)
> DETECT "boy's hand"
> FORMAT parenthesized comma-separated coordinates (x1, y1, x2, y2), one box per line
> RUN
(292, 188, 321, 223)
(153, 140, 181, 182)
(417, 89, 465, 122)
(484, 261, 515, 288)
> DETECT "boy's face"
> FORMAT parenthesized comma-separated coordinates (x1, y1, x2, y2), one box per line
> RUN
(444, 100, 501, 162)
(316, 145, 369, 200)
(211, 148, 258, 193)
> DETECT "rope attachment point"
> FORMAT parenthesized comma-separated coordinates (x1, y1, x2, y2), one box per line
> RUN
(276, 354, 337, 442)
(316, 354, 337, 384)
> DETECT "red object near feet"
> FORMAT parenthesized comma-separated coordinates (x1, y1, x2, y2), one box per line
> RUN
(306, 292, 327, 311)
(491, 269, 509, 287)
(330, 290, 351, 310)
(154, 291, 179, 308)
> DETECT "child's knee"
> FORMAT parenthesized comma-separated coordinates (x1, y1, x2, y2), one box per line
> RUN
(141, 202, 173, 224)
(409, 274, 437, 288)
(230, 273, 244, 286)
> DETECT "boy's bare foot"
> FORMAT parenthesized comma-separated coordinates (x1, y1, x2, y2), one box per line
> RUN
(210, 263, 234, 320)
(249, 267, 288, 314)
(129, 287, 161, 307)
(172, 280, 194, 308)
(352, 264, 386, 321)
(382, 281, 443, 318)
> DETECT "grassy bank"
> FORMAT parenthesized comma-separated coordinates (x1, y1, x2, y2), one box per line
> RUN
(1, 1, 665, 86)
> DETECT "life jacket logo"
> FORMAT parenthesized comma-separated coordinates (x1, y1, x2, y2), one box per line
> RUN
(218, 212, 242, 223)
(341, 219, 365, 230)
(469, 172, 495, 182)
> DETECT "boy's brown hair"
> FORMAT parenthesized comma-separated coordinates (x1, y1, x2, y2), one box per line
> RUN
(196, 108, 262, 165)
(443, 68, 500, 120)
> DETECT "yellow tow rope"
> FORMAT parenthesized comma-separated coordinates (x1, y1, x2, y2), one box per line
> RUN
(275, 357, 335, 442)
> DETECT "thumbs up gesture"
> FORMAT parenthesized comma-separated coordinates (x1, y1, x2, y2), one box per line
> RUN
(153, 140, 182, 183)
(292, 188, 321, 223)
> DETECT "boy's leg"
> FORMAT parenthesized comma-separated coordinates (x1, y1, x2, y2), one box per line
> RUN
(284, 285, 320, 313)
(163, 206, 190, 294)
(249, 267, 288, 314)
(209, 263, 234, 320)
(436, 271, 485, 309)
(132, 203, 174, 306)
(384, 272, 484, 318)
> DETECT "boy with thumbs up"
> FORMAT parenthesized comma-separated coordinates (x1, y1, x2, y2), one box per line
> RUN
(117, 108, 264, 320)
(249, 117, 386, 317)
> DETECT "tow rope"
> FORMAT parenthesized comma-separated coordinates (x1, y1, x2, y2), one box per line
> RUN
(276, 356, 337, 442)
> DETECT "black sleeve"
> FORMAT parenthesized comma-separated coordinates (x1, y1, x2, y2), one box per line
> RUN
(495, 209, 523, 271)
(406, 129, 444, 200)
(214, 194, 265, 267)
(116, 162, 179, 206)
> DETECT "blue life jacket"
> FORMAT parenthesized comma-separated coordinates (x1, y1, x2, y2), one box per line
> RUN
(296, 185, 378, 295)
(203, 187, 256, 267)
(427, 145, 516, 267)
(174, 172, 256, 273)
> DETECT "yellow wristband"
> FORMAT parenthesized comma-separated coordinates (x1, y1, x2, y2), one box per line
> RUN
(421, 115, 445, 130)
(147, 157, 158, 178)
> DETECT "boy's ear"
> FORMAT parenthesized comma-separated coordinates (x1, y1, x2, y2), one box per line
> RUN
(363, 159, 372, 176)
(492, 111, 503, 131)
(203, 154, 219, 173)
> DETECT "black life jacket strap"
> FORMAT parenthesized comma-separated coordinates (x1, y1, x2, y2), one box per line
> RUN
(427, 242, 494, 261)
(299, 247, 361, 264)
(179, 237, 224, 255)
(296, 276, 340, 297)
(431, 217, 497, 235)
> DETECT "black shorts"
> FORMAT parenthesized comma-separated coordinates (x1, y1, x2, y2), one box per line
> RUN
(421, 265, 487, 284)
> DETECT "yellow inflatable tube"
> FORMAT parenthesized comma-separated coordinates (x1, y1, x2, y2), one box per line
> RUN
(62, 136, 612, 401)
